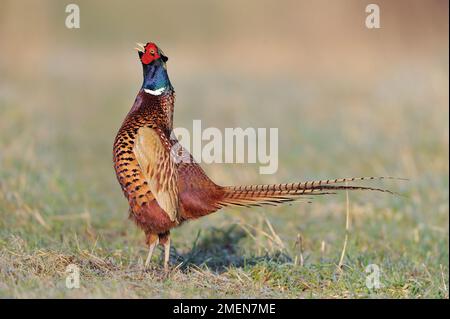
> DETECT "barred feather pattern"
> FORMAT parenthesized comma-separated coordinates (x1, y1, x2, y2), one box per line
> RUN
(218, 177, 401, 208)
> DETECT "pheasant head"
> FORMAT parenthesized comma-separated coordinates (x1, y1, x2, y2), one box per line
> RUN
(135, 42, 172, 95)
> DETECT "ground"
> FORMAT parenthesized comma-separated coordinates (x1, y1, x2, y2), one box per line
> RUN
(0, 64, 448, 298)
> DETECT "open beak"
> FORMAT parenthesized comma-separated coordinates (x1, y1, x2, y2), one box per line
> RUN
(135, 42, 145, 53)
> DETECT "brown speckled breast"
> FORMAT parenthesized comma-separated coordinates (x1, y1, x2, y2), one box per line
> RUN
(113, 89, 226, 235)
(113, 90, 177, 234)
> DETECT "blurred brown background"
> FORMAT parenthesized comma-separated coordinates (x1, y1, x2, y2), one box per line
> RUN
(1, 0, 448, 74)
(1, 0, 448, 181)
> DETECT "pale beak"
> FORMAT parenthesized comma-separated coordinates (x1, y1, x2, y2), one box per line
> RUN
(135, 42, 145, 53)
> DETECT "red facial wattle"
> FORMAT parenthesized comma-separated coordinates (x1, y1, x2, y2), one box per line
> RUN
(141, 43, 161, 64)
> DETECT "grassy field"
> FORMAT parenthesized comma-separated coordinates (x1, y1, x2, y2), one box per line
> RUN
(0, 0, 448, 298)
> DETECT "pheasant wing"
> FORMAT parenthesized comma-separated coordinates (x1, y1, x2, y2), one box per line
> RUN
(133, 126, 179, 222)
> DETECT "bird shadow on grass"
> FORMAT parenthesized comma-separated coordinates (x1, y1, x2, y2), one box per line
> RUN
(167, 225, 292, 273)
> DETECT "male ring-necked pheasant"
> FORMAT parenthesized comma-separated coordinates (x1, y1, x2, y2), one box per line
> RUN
(113, 42, 395, 271)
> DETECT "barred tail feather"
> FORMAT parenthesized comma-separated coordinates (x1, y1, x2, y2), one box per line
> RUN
(218, 176, 400, 208)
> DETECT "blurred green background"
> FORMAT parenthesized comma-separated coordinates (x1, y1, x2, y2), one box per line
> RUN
(0, 0, 448, 298)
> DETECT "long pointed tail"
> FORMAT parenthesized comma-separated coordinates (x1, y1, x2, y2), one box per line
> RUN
(218, 176, 402, 208)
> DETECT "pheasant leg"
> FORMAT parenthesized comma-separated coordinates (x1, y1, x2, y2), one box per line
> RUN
(163, 236, 171, 272)
(144, 234, 159, 269)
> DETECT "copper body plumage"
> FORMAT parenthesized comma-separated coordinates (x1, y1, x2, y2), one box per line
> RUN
(113, 42, 393, 271)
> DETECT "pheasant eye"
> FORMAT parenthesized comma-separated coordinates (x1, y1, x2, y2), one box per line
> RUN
(150, 49, 155, 55)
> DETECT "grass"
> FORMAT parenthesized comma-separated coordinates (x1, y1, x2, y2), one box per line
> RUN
(0, 62, 448, 298)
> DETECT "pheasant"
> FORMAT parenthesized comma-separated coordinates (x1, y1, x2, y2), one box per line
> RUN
(113, 42, 395, 271)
